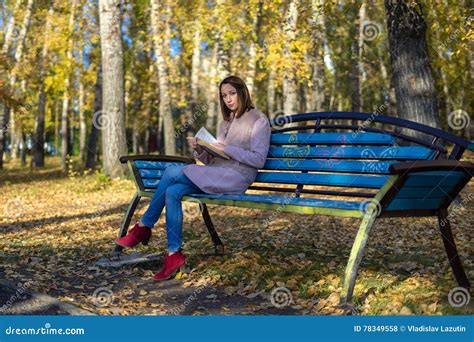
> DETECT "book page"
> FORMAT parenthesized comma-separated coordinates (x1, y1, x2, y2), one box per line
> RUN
(195, 127, 218, 144)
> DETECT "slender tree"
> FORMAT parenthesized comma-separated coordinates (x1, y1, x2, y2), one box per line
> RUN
(33, 0, 55, 167)
(99, 0, 127, 177)
(150, 0, 176, 155)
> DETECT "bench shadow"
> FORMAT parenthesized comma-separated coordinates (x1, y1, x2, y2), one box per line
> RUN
(0, 204, 130, 233)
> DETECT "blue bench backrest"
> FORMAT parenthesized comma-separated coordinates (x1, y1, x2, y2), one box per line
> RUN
(255, 131, 438, 191)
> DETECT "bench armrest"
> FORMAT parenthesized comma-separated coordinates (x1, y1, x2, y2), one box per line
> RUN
(389, 160, 474, 175)
(119, 154, 195, 164)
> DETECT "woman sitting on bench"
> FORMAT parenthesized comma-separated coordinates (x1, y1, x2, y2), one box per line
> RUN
(116, 75, 271, 281)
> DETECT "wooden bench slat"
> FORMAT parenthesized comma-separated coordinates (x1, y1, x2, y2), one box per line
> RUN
(268, 146, 435, 160)
(263, 159, 396, 174)
(270, 132, 395, 145)
(187, 193, 364, 211)
(254, 172, 388, 189)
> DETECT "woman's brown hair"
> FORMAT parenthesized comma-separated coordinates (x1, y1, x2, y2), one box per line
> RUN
(219, 75, 255, 121)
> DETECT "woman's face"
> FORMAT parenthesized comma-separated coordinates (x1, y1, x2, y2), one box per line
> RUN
(221, 83, 239, 112)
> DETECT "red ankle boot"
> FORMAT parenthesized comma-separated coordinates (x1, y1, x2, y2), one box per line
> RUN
(115, 222, 151, 248)
(154, 251, 186, 281)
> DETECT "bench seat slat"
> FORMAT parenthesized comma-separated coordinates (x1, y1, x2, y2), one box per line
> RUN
(271, 132, 395, 145)
(268, 146, 435, 160)
(263, 159, 396, 174)
(187, 193, 363, 211)
(254, 172, 388, 189)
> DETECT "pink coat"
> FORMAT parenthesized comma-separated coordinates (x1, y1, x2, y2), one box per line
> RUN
(183, 108, 271, 194)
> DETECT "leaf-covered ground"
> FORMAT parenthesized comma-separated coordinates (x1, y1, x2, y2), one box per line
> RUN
(0, 156, 473, 315)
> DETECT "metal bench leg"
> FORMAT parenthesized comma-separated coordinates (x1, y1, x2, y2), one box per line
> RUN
(340, 210, 378, 305)
(114, 192, 141, 253)
(437, 208, 470, 288)
(201, 203, 225, 255)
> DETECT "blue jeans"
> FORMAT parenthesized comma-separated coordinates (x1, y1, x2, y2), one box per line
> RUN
(141, 165, 205, 252)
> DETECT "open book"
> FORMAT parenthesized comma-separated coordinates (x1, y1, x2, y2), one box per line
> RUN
(195, 127, 230, 160)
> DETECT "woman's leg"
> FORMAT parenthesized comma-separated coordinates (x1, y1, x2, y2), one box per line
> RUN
(140, 165, 194, 229)
(164, 180, 203, 253)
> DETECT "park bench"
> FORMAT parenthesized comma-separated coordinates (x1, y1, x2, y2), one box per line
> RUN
(116, 111, 474, 305)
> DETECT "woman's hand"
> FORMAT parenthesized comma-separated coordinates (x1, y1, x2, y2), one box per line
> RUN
(186, 137, 204, 154)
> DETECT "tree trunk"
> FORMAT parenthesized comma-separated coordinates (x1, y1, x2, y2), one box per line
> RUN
(54, 100, 59, 155)
(99, 0, 128, 177)
(205, 45, 218, 132)
(85, 65, 102, 170)
(310, 0, 326, 112)
(385, 0, 441, 134)
(60, 0, 77, 173)
(150, 0, 176, 155)
(33, 0, 55, 167)
(267, 70, 275, 116)
(20, 132, 26, 167)
(0, 0, 21, 167)
(190, 25, 201, 106)
(350, 1, 363, 120)
(245, 0, 263, 96)
(282, 0, 299, 121)
(78, 77, 86, 162)
(6, 0, 33, 160)
(1, 0, 22, 55)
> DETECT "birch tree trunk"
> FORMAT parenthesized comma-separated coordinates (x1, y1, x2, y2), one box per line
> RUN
(310, 0, 326, 112)
(1, 0, 22, 55)
(6, 0, 33, 160)
(350, 1, 363, 118)
(190, 25, 201, 106)
(282, 0, 299, 122)
(205, 44, 218, 132)
(267, 70, 275, 116)
(33, 0, 55, 167)
(150, 0, 176, 155)
(60, 0, 77, 172)
(85, 65, 102, 170)
(245, 0, 263, 97)
(99, 0, 128, 177)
